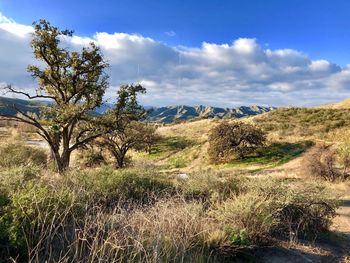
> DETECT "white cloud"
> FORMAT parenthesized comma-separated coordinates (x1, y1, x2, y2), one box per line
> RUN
(0, 13, 33, 37)
(309, 60, 331, 72)
(165, 31, 176, 37)
(1, 13, 350, 107)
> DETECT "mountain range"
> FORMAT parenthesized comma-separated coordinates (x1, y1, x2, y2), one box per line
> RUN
(0, 96, 275, 123)
(146, 105, 276, 123)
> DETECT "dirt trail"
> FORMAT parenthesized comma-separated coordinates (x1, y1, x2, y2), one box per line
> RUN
(331, 195, 350, 243)
(266, 147, 350, 261)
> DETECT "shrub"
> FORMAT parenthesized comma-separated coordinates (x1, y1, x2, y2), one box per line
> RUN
(336, 132, 350, 178)
(210, 187, 280, 244)
(302, 144, 340, 181)
(0, 191, 10, 256)
(276, 184, 337, 241)
(0, 143, 47, 168)
(2, 182, 84, 260)
(68, 168, 176, 206)
(76, 147, 107, 168)
(208, 121, 266, 164)
(210, 178, 337, 244)
(178, 171, 243, 203)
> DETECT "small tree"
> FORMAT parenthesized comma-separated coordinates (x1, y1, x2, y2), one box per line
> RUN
(0, 20, 109, 173)
(101, 84, 156, 168)
(208, 121, 266, 164)
(103, 121, 157, 167)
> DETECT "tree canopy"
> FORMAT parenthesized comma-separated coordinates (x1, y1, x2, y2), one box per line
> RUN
(208, 121, 266, 163)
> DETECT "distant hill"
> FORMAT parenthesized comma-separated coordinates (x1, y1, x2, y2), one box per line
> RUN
(0, 96, 47, 116)
(0, 96, 110, 116)
(0, 96, 275, 123)
(320, 98, 350, 109)
(146, 105, 276, 123)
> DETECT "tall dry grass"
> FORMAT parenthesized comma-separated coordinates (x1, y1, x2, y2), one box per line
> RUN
(0, 166, 338, 263)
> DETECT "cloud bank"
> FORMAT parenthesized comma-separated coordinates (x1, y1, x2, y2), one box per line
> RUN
(1, 13, 350, 107)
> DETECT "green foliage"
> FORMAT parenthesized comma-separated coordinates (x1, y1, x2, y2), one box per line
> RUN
(224, 227, 252, 246)
(100, 84, 157, 168)
(208, 121, 266, 164)
(0, 191, 10, 244)
(0, 143, 47, 168)
(1, 182, 84, 259)
(168, 156, 188, 168)
(210, 178, 337, 244)
(69, 167, 176, 206)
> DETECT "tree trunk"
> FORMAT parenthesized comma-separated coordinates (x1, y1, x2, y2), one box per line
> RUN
(116, 151, 125, 168)
(52, 150, 71, 174)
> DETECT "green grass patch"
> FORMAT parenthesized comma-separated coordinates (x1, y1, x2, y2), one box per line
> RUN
(166, 144, 202, 169)
(219, 141, 312, 169)
(147, 136, 195, 159)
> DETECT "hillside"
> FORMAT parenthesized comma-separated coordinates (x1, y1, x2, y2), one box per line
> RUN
(319, 98, 350, 109)
(0, 96, 47, 116)
(146, 105, 276, 123)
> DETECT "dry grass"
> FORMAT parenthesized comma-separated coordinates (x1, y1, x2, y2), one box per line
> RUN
(0, 165, 339, 262)
(157, 119, 213, 143)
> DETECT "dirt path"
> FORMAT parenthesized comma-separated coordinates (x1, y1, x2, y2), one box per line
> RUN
(334, 199, 350, 236)
(226, 145, 350, 261)
(263, 147, 350, 261)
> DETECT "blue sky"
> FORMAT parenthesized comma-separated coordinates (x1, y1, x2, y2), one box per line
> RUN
(1, 1, 350, 106)
(2, 0, 350, 65)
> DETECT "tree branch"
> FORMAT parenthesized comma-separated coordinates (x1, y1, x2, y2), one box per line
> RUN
(2, 85, 56, 101)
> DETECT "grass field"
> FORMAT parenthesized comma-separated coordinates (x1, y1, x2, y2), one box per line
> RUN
(0, 108, 350, 262)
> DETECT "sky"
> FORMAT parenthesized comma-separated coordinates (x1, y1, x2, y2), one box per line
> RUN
(1, 0, 350, 107)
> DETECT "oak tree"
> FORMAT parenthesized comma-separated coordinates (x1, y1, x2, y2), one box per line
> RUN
(0, 20, 109, 173)
(208, 121, 266, 163)
(101, 84, 156, 168)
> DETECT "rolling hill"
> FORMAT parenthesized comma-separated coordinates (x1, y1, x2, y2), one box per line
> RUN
(320, 98, 350, 109)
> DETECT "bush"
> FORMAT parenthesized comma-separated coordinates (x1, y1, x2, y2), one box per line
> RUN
(76, 147, 107, 168)
(208, 121, 266, 164)
(336, 131, 350, 178)
(210, 178, 337, 244)
(0, 143, 47, 168)
(1, 181, 84, 260)
(178, 171, 243, 203)
(302, 144, 341, 181)
(0, 191, 10, 257)
(68, 167, 176, 206)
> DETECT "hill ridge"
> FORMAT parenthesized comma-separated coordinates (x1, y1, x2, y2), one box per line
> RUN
(0, 96, 276, 123)
(146, 105, 276, 123)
